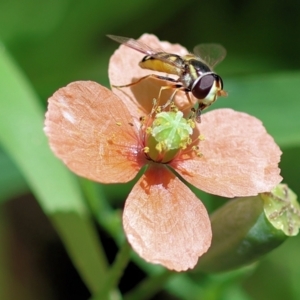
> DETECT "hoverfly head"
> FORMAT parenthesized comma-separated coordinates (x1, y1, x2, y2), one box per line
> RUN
(191, 73, 227, 104)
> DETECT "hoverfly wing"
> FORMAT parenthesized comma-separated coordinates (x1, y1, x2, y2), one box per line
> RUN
(193, 43, 226, 69)
(107, 34, 183, 69)
(107, 34, 160, 56)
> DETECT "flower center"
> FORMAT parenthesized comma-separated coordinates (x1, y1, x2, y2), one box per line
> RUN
(143, 111, 195, 163)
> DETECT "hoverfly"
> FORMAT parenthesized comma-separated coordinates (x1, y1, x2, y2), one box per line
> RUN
(107, 34, 227, 121)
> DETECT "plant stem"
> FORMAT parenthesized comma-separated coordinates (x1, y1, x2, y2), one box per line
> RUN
(80, 179, 124, 242)
(124, 270, 173, 300)
(91, 240, 132, 300)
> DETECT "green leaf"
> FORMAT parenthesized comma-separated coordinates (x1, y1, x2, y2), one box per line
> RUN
(0, 149, 29, 204)
(0, 45, 106, 293)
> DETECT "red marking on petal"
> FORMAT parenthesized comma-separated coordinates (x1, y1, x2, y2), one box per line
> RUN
(171, 109, 282, 197)
(45, 81, 145, 183)
(108, 34, 195, 117)
(123, 164, 211, 271)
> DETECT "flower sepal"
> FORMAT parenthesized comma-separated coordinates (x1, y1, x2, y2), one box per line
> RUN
(193, 184, 299, 273)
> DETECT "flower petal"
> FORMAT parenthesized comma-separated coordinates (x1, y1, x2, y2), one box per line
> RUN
(171, 109, 282, 197)
(45, 81, 145, 183)
(108, 34, 195, 117)
(123, 164, 211, 271)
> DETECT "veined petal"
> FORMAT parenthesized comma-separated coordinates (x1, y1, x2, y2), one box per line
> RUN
(45, 81, 145, 183)
(108, 34, 195, 117)
(171, 109, 282, 197)
(123, 164, 211, 271)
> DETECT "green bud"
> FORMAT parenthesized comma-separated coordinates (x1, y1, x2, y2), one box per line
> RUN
(261, 184, 300, 236)
(194, 184, 299, 273)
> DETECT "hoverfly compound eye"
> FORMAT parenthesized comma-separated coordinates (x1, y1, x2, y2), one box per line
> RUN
(217, 75, 224, 90)
(191, 73, 217, 100)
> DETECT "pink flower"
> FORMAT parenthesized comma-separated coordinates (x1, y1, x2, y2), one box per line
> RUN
(44, 34, 282, 271)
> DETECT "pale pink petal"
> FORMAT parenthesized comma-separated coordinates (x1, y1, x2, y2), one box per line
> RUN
(108, 34, 195, 118)
(45, 81, 145, 183)
(123, 164, 212, 271)
(171, 109, 282, 197)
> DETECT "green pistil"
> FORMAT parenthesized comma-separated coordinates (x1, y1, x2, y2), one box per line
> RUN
(145, 111, 194, 163)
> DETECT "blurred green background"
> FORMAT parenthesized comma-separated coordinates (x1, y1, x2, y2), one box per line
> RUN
(0, 0, 299, 299)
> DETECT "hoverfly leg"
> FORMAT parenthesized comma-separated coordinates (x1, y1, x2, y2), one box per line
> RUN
(157, 85, 179, 110)
(112, 74, 175, 89)
(185, 90, 194, 106)
(112, 74, 159, 89)
(150, 98, 160, 117)
(196, 107, 202, 123)
(195, 102, 209, 123)
(189, 107, 196, 120)
(159, 81, 190, 109)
